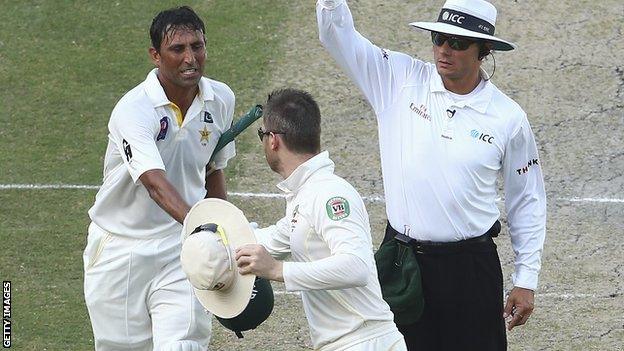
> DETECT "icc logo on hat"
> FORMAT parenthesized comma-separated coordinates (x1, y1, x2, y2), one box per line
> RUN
(409, 0, 517, 51)
(441, 11, 465, 24)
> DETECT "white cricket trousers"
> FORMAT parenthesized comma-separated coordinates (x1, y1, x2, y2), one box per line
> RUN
(83, 222, 212, 351)
(322, 328, 407, 351)
(345, 330, 407, 350)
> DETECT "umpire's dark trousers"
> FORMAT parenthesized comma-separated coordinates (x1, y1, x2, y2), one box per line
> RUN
(383, 222, 507, 351)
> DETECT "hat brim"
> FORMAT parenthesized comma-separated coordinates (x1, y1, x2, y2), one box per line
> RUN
(409, 21, 517, 51)
(182, 198, 256, 319)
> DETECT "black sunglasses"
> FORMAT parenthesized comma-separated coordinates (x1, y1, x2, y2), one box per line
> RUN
(257, 127, 286, 141)
(431, 32, 477, 51)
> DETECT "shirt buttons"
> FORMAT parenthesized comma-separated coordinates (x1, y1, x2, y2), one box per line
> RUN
(176, 129, 186, 139)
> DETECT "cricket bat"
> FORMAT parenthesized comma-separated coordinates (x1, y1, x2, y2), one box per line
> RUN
(208, 104, 263, 164)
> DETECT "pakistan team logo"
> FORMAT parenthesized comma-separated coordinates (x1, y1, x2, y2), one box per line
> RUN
(325, 197, 350, 221)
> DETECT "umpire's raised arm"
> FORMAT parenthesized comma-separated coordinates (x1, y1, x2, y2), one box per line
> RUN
(316, 0, 421, 115)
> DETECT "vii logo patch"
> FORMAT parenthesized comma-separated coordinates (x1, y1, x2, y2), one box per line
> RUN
(326, 197, 350, 221)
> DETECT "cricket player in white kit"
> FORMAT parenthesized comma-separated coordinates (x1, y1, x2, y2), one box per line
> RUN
(317, 0, 546, 350)
(235, 89, 406, 351)
(84, 6, 235, 350)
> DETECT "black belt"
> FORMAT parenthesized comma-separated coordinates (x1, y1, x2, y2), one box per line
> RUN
(386, 220, 501, 251)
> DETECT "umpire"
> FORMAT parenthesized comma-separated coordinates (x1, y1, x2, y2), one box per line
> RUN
(316, 0, 547, 350)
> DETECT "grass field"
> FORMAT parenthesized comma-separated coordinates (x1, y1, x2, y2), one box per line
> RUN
(1, 0, 623, 350)
(0, 1, 289, 349)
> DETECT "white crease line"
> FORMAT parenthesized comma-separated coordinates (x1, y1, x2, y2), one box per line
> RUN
(0, 184, 100, 190)
(273, 290, 300, 296)
(230, 192, 285, 199)
(560, 197, 624, 203)
(273, 290, 616, 299)
(0, 184, 623, 204)
(537, 293, 600, 299)
(533, 292, 620, 299)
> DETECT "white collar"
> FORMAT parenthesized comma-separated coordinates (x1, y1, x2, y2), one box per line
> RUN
(277, 151, 334, 195)
(429, 67, 493, 113)
(144, 68, 215, 108)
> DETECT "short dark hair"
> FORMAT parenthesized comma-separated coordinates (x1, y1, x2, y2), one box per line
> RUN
(264, 89, 321, 155)
(150, 6, 205, 52)
(478, 42, 492, 60)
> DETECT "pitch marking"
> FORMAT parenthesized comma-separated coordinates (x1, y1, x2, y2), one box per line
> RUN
(1, 184, 623, 203)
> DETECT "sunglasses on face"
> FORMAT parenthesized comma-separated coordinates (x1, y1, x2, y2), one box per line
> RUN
(257, 127, 286, 141)
(431, 32, 477, 51)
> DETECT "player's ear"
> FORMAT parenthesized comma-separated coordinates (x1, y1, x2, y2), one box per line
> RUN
(269, 133, 280, 151)
(149, 47, 160, 67)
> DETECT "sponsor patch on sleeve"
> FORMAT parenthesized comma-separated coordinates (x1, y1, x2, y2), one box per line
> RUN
(516, 158, 540, 175)
(156, 116, 169, 141)
(122, 139, 133, 162)
(325, 197, 350, 221)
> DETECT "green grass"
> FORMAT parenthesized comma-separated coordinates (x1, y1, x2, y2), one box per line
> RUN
(0, 190, 94, 349)
(0, 1, 288, 349)
(0, 0, 285, 185)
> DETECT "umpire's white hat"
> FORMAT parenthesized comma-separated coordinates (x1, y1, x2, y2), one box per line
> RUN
(180, 198, 256, 319)
(409, 0, 517, 51)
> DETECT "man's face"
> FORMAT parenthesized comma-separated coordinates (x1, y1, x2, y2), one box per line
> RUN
(432, 32, 482, 82)
(150, 27, 206, 91)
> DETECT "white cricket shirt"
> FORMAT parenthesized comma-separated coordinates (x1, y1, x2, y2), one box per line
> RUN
(89, 69, 235, 238)
(255, 152, 397, 350)
(318, 0, 546, 290)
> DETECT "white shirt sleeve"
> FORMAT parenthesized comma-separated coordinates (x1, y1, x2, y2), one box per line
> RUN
(211, 87, 236, 170)
(503, 116, 547, 290)
(255, 216, 291, 260)
(283, 253, 368, 291)
(108, 105, 165, 183)
(317, 0, 424, 115)
(283, 190, 374, 291)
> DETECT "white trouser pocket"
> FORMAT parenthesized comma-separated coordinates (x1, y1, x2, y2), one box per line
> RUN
(84, 222, 113, 271)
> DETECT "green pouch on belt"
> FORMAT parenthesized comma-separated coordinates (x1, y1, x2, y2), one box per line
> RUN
(374, 233, 424, 325)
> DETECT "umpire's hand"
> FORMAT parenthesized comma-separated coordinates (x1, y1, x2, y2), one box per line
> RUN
(504, 287, 535, 330)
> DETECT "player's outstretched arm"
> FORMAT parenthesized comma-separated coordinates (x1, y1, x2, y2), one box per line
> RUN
(205, 169, 227, 200)
(140, 169, 191, 224)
